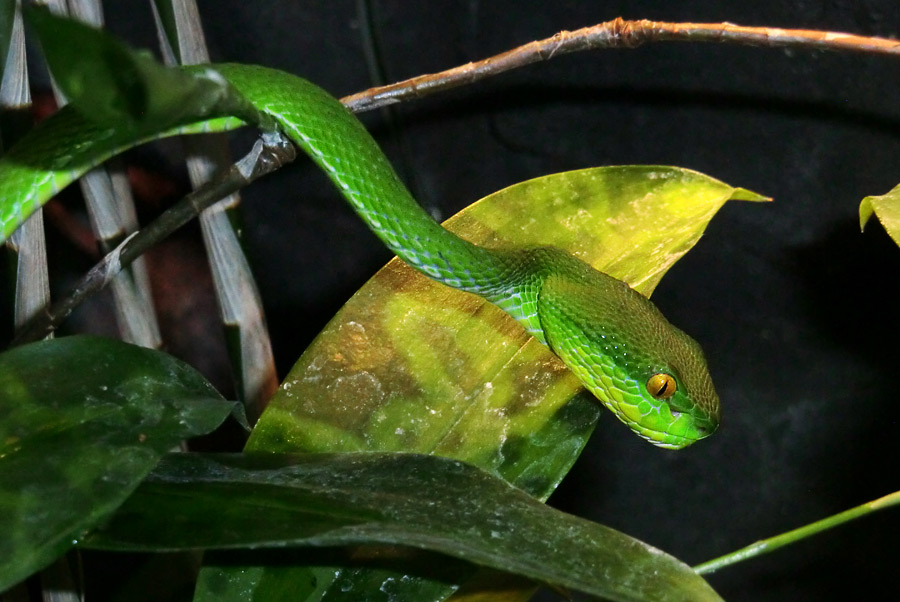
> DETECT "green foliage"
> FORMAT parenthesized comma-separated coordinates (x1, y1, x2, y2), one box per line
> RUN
(25, 4, 256, 135)
(0, 9, 754, 601)
(0, 336, 234, 590)
(21, 5, 898, 602)
(252, 168, 763, 477)
(233, 167, 760, 601)
(860, 183, 900, 247)
(85, 452, 722, 602)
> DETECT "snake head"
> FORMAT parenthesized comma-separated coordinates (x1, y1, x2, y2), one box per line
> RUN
(537, 268, 720, 449)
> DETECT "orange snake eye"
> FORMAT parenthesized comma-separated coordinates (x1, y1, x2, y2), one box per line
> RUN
(646, 373, 677, 400)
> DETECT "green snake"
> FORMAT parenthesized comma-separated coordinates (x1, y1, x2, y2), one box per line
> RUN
(0, 63, 720, 449)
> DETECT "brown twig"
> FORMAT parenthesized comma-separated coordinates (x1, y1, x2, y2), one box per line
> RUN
(20, 19, 900, 341)
(341, 18, 900, 112)
(13, 133, 297, 345)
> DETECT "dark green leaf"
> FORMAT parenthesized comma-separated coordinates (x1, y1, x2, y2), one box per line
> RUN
(86, 452, 722, 602)
(24, 4, 234, 133)
(0, 335, 233, 590)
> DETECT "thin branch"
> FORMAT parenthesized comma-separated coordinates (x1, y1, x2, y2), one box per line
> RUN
(17, 19, 900, 341)
(341, 18, 900, 112)
(12, 132, 297, 345)
(693, 489, 900, 574)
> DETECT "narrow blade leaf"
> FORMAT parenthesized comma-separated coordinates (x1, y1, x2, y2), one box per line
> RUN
(86, 452, 723, 602)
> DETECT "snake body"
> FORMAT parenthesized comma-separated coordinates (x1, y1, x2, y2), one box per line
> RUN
(0, 64, 719, 448)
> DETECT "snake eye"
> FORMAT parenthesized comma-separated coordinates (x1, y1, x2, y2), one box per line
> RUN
(646, 373, 677, 400)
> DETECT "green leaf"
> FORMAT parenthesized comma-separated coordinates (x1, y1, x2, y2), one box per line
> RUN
(0, 335, 233, 591)
(250, 166, 766, 475)
(236, 166, 765, 601)
(24, 4, 235, 133)
(860, 183, 900, 248)
(85, 452, 723, 602)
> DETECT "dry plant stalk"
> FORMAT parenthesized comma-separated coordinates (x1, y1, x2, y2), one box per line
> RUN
(343, 18, 900, 111)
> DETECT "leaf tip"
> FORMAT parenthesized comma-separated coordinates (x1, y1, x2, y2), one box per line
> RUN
(859, 196, 876, 232)
(729, 187, 771, 203)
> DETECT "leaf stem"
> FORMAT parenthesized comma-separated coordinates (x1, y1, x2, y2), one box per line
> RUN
(693, 489, 900, 575)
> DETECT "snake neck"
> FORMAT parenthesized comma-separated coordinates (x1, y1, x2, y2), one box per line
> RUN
(217, 66, 602, 349)
(217, 65, 513, 299)
(482, 247, 600, 345)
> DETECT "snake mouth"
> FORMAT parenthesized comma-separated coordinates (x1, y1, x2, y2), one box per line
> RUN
(605, 403, 699, 449)
(652, 441, 687, 450)
(636, 429, 690, 450)
(627, 421, 693, 450)
(615, 401, 719, 449)
(634, 416, 717, 450)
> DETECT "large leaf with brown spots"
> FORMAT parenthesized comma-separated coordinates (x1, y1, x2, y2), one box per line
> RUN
(227, 166, 765, 602)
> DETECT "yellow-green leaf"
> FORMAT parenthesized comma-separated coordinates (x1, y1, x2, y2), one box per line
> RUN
(860, 183, 900, 248)
(236, 166, 765, 602)
(249, 166, 767, 477)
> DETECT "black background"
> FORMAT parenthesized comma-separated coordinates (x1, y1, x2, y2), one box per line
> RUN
(37, 1, 900, 600)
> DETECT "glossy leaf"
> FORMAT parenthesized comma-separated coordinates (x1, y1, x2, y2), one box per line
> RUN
(25, 4, 241, 133)
(860, 183, 900, 248)
(250, 166, 767, 474)
(86, 452, 723, 602)
(236, 167, 765, 601)
(0, 335, 233, 590)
